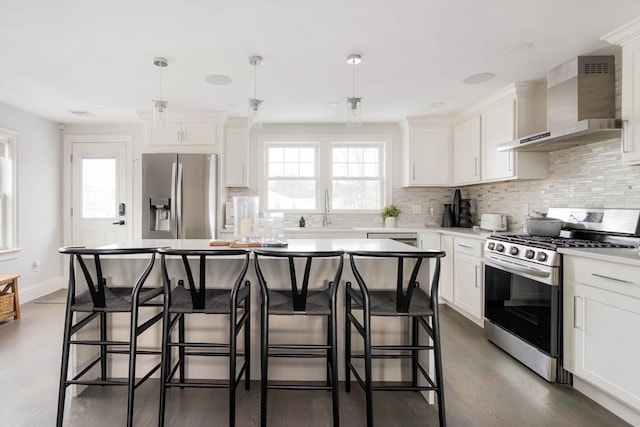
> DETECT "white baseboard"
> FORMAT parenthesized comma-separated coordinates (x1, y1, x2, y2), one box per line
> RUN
(574, 377, 640, 426)
(19, 276, 65, 303)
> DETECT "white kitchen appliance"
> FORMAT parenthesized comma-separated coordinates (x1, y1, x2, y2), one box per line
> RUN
(480, 213, 507, 231)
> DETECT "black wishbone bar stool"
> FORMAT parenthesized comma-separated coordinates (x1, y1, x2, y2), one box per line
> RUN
(56, 246, 164, 427)
(345, 249, 447, 427)
(157, 247, 251, 427)
(254, 248, 344, 426)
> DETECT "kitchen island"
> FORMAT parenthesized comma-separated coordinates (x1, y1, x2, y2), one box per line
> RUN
(69, 238, 441, 401)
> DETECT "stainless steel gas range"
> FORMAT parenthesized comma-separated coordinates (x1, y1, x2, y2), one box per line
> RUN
(483, 208, 640, 383)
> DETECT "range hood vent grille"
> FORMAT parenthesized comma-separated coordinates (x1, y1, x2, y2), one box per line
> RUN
(584, 61, 610, 74)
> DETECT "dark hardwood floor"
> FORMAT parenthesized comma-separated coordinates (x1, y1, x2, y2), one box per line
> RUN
(0, 300, 629, 426)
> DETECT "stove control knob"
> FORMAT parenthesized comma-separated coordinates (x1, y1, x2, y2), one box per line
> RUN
(536, 252, 548, 262)
(509, 246, 519, 256)
(525, 249, 535, 259)
(487, 242, 495, 250)
(496, 244, 505, 252)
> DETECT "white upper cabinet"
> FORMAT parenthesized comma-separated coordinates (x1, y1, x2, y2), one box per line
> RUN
(453, 115, 481, 185)
(402, 118, 452, 187)
(481, 84, 548, 182)
(138, 110, 225, 149)
(602, 18, 640, 165)
(224, 119, 249, 187)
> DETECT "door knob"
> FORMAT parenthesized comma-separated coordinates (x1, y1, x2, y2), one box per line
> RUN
(112, 220, 125, 225)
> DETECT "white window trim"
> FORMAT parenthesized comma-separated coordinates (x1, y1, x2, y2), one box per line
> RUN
(0, 127, 20, 261)
(259, 134, 392, 213)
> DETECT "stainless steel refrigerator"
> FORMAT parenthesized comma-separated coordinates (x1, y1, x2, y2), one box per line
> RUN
(142, 153, 217, 239)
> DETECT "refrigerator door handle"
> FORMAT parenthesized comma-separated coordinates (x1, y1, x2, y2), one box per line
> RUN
(176, 162, 183, 238)
(170, 162, 178, 238)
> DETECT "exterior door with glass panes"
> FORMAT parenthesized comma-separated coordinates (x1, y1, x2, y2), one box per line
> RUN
(72, 142, 128, 247)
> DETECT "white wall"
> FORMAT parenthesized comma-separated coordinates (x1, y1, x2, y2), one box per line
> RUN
(0, 102, 64, 301)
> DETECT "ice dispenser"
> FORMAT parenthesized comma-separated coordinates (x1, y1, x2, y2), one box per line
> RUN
(150, 197, 171, 231)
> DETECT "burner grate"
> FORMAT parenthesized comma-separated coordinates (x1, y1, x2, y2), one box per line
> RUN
(490, 234, 637, 250)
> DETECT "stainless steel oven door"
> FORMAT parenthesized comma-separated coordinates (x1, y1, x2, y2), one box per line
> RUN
(484, 261, 559, 357)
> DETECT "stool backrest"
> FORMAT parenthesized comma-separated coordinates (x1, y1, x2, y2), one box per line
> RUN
(253, 249, 344, 312)
(348, 250, 445, 313)
(58, 246, 158, 308)
(158, 248, 250, 309)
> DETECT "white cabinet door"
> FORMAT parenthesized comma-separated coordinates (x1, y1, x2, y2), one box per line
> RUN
(602, 20, 640, 165)
(224, 127, 249, 187)
(622, 38, 640, 164)
(148, 124, 182, 146)
(453, 252, 483, 320)
(439, 235, 454, 302)
(453, 115, 481, 185)
(482, 99, 515, 181)
(405, 127, 451, 186)
(573, 283, 640, 410)
(181, 122, 217, 146)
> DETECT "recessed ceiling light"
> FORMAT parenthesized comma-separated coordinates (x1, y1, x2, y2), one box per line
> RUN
(329, 102, 340, 107)
(205, 74, 232, 85)
(510, 42, 533, 53)
(431, 102, 445, 108)
(67, 110, 95, 117)
(463, 73, 495, 84)
(95, 104, 108, 108)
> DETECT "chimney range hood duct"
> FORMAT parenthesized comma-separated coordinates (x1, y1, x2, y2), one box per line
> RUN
(498, 56, 622, 152)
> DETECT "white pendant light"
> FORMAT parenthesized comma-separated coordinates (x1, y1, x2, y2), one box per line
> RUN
(152, 57, 169, 127)
(346, 54, 362, 128)
(248, 55, 263, 129)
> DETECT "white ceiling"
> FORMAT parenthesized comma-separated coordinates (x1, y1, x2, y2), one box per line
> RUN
(1, 1, 639, 125)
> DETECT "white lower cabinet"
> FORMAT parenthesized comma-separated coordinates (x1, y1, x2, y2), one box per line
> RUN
(439, 235, 454, 302)
(436, 235, 484, 326)
(563, 255, 640, 422)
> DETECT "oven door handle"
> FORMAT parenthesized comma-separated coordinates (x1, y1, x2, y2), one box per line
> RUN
(485, 257, 551, 278)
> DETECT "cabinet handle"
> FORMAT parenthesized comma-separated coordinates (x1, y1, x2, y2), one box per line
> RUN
(412, 164, 416, 181)
(591, 273, 635, 284)
(474, 157, 479, 177)
(508, 149, 513, 171)
(458, 244, 473, 249)
(242, 164, 246, 182)
(475, 265, 480, 288)
(573, 296, 583, 330)
(621, 119, 629, 154)
(177, 130, 181, 141)
(181, 129, 186, 141)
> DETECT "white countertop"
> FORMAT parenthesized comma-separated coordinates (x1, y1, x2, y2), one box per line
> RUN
(99, 238, 431, 253)
(559, 247, 640, 267)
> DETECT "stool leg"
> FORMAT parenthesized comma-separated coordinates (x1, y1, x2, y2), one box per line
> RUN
(229, 307, 237, 427)
(100, 311, 107, 382)
(244, 286, 251, 391)
(344, 288, 351, 393)
(412, 316, 418, 388)
(158, 310, 171, 427)
(179, 314, 186, 386)
(364, 307, 373, 427)
(431, 312, 446, 427)
(331, 308, 340, 426)
(326, 315, 331, 387)
(261, 305, 269, 426)
(56, 304, 74, 427)
(126, 306, 140, 427)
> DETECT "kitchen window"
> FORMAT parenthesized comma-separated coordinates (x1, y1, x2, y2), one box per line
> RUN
(0, 127, 19, 260)
(263, 138, 386, 212)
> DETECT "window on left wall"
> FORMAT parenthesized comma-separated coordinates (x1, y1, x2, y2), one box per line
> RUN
(0, 127, 19, 260)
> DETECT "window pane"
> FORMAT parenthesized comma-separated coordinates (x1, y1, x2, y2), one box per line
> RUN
(300, 162, 315, 177)
(363, 148, 378, 162)
(299, 148, 315, 162)
(333, 163, 347, 177)
(332, 180, 380, 209)
(283, 147, 299, 162)
(283, 164, 299, 177)
(269, 163, 284, 177)
(269, 147, 284, 162)
(363, 164, 378, 176)
(267, 180, 315, 210)
(82, 158, 116, 218)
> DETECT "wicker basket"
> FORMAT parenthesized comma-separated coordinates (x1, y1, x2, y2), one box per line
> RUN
(0, 292, 15, 317)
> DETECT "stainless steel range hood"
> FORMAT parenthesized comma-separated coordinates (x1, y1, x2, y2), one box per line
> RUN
(498, 56, 622, 152)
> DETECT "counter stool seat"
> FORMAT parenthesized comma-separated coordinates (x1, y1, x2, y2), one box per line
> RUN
(346, 288, 433, 317)
(266, 288, 332, 315)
